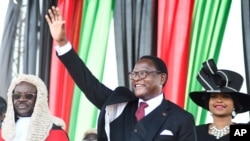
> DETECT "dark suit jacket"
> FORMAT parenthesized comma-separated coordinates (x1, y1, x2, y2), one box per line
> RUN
(58, 49, 197, 141)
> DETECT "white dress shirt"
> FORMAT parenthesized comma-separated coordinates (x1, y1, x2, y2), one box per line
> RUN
(138, 93, 163, 116)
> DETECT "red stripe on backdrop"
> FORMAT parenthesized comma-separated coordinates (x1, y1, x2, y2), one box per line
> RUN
(157, 0, 194, 108)
(49, 1, 83, 132)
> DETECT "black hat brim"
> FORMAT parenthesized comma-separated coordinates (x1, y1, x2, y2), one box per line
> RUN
(189, 91, 250, 114)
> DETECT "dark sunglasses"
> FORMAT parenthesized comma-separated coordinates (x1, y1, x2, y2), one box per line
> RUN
(12, 93, 37, 100)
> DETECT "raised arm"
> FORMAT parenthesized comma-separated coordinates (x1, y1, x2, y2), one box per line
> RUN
(45, 6, 113, 109)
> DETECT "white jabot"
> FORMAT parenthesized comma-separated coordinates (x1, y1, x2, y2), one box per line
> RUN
(12, 117, 31, 141)
(55, 41, 72, 56)
(138, 93, 163, 116)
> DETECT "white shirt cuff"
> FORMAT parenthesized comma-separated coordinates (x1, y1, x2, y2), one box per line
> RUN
(55, 42, 72, 56)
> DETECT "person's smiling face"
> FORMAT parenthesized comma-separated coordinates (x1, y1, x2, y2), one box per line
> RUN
(209, 93, 234, 117)
(12, 81, 37, 117)
(130, 58, 167, 101)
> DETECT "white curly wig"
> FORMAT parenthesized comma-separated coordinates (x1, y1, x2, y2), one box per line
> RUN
(2, 74, 65, 141)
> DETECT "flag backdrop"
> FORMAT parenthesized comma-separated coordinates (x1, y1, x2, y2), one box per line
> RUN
(0, 0, 250, 140)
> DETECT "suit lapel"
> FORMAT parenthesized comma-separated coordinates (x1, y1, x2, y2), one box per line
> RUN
(143, 100, 170, 141)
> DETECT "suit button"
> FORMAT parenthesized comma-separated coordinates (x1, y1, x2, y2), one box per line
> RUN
(134, 129, 138, 132)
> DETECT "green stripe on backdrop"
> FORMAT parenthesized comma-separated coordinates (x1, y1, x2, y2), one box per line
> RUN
(185, 0, 231, 125)
(68, 0, 114, 141)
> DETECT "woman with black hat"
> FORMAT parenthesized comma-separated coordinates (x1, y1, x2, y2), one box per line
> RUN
(189, 59, 250, 141)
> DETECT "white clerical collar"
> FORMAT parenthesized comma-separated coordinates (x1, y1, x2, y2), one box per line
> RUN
(13, 117, 31, 141)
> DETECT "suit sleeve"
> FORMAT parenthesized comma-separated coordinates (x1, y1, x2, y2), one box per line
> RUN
(177, 114, 197, 141)
(58, 48, 113, 109)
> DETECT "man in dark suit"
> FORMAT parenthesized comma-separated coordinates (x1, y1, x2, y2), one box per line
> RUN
(46, 6, 197, 141)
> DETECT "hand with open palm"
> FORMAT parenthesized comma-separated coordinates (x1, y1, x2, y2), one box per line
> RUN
(45, 6, 68, 46)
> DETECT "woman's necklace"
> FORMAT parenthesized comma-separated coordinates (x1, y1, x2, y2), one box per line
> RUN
(210, 125, 230, 139)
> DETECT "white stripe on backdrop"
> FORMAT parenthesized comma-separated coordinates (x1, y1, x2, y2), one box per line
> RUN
(103, 19, 119, 90)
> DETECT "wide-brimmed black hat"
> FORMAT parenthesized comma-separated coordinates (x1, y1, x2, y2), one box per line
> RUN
(189, 59, 250, 114)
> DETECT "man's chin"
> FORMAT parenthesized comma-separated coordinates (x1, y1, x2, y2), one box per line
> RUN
(134, 92, 145, 98)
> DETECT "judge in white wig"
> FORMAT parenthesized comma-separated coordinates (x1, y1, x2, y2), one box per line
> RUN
(1, 74, 69, 141)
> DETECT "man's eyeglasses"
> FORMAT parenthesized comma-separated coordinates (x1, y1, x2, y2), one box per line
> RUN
(128, 70, 161, 79)
(12, 93, 37, 100)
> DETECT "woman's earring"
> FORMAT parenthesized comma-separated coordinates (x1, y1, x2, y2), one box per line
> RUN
(232, 109, 236, 118)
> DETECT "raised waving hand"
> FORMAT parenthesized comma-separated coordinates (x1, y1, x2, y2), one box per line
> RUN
(45, 6, 68, 46)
